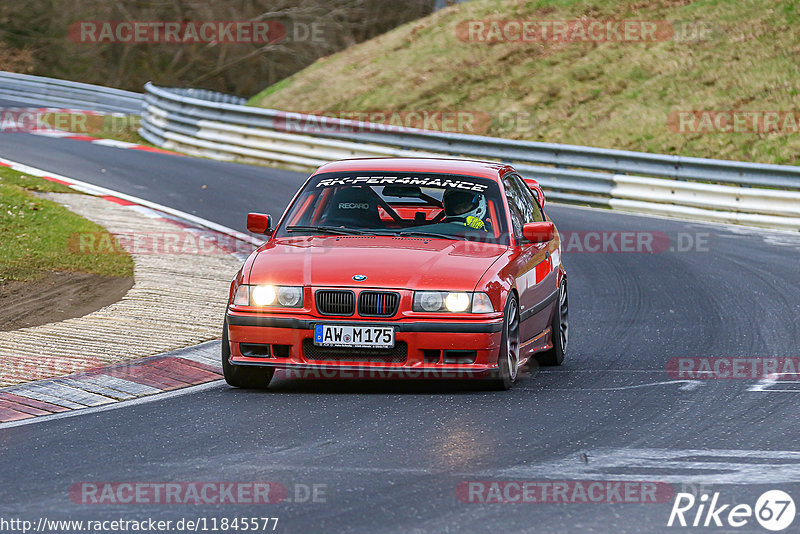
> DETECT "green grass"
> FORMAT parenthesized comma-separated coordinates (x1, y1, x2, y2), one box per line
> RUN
(89, 115, 148, 145)
(33, 111, 149, 145)
(250, 0, 800, 166)
(0, 166, 134, 283)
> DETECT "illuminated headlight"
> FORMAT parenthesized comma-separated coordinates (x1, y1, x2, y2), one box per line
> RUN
(412, 292, 495, 313)
(444, 292, 471, 312)
(233, 285, 304, 308)
(251, 285, 277, 306)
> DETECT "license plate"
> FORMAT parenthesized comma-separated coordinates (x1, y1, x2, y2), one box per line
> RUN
(314, 324, 395, 348)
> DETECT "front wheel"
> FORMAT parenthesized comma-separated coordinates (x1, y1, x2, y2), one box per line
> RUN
(487, 294, 520, 390)
(535, 280, 568, 366)
(221, 319, 274, 389)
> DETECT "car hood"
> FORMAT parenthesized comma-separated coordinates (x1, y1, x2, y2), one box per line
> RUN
(248, 235, 506, 291)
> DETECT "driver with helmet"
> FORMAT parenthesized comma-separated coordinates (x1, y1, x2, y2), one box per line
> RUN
(442, 189, 490, 231)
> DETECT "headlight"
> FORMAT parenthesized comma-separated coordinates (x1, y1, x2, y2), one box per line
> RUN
(233, 285, 304, 308)
(418, 292, 444, 312)
(444, 292, 471, 312)
(251, 285, 277, 306)
(277, 286, 303, 307)
(412, 292, 495, 313)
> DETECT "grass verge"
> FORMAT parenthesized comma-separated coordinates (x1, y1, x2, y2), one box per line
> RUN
(0, 166, 134, 283)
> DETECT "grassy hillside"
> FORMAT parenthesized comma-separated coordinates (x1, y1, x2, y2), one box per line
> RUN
(250, 0, 800, 165)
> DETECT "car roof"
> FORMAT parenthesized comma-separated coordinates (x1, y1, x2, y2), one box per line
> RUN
(312, 158, 515, 182)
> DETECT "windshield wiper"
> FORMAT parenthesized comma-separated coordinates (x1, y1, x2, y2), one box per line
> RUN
(286, 225, 374, 236)
(287, 225, 466, 241)
(394, 230, 463, 240)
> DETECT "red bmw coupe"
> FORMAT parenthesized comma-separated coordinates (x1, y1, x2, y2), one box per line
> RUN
(223, 158, 567, 390)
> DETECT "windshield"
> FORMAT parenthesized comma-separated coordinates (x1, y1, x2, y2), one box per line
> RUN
(274, 171, 510, 245)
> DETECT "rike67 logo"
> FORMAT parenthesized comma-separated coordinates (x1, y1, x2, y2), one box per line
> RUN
(668, 490, 796, 531)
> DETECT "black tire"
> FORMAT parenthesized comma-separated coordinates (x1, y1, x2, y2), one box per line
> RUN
(535, 280, 568, 366)
(487, 294, 521, 390)
(221, 319, 274, 389)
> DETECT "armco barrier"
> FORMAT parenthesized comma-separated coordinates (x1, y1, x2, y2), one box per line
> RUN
(0, 73, 247, 115)
(0, 72, 142, 114)
(140, 82, 800, 231)
(1, 72, 797, 231)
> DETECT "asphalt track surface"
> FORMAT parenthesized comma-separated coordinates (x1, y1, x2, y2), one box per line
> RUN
(1, 130, 800, 533)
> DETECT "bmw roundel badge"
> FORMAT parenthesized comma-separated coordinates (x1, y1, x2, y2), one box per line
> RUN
(353, 274, 367, 281)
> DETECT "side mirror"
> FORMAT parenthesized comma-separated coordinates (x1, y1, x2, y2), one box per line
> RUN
(247, 213, 272, 234)
(523, 178, 546, 208)
(522, 222, 555, 243)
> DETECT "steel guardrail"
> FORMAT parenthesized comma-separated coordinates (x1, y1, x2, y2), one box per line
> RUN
(138, 82, 800, 230)
(0, 72, 143, 114)
(2, 73, 797, 230)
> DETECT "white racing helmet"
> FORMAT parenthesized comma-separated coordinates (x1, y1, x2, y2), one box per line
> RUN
(443, 189, 487, 221)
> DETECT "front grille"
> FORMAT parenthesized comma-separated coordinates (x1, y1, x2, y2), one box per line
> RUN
(315, 290, 355, 316)
(358, 291, 400, 317)
(302, 339, 408, 363)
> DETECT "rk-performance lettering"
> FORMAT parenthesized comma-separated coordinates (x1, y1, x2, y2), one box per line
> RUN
(317, 176, 488, 192)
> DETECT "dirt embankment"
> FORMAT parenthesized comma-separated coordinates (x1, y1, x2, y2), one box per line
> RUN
(0, 271, 133, 331)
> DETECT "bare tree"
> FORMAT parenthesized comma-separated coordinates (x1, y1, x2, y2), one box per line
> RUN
(0, 0, 435, 95)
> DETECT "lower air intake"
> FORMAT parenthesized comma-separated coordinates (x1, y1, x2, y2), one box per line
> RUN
(302, 339, 408, 363)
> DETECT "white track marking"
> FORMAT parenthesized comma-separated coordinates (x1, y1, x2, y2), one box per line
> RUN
(0, 380, 225, 430)
(749, 373, 800, 392)
(532, 380, 704, 392)
(491, 448, 800, 484)
(553, 200, 800, 237)
(0, 156, 262, 246)
(91, 138, 138, 149)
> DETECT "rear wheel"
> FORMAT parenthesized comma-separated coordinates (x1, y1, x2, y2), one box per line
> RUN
(221, 319, 274, 389)
(535, 280, 568, 366)
(487, 294, 520, 390)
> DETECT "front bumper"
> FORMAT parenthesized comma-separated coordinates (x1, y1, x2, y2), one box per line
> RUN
(226, 311, 504, 377)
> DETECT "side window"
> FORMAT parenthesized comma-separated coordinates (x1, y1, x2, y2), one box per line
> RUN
(504, 174, 544, 243)
(509, 174, 544, 224)
(503, 176, 525, 240)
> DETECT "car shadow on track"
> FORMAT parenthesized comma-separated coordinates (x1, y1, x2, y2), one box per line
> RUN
(223, 364, 550, 395)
